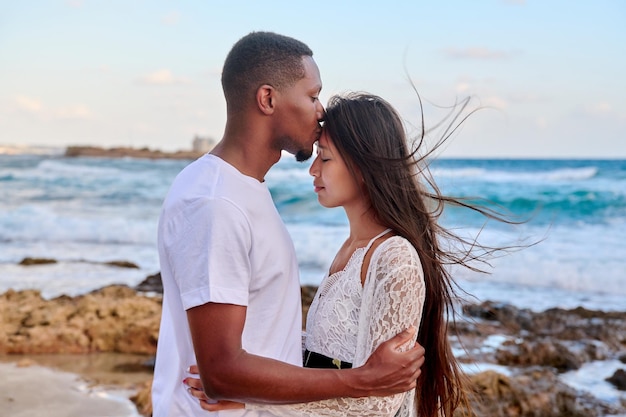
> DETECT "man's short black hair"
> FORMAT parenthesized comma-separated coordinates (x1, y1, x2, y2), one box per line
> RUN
(221, 31, 313, 111)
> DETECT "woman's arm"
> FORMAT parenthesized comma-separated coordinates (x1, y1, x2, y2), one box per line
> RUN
(241, 238, 426, 416)
(187, 301, 422, 405)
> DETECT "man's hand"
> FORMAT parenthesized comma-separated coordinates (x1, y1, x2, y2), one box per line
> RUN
(187, 300, 424, 404)
(185, 366, 245, 412)
(350, 327, 425, 397)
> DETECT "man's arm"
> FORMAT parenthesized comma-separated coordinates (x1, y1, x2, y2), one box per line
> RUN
(187, 302, 424, 404)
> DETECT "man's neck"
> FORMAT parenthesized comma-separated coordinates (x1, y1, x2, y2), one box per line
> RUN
(210, 139, 280, 182)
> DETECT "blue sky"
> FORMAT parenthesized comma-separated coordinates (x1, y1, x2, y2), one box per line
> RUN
(1, 0, 624, 157)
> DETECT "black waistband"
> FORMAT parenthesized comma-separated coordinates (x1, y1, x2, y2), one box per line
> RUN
(303, 349, 352, 369)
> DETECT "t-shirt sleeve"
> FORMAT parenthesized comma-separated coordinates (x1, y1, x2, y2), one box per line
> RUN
(162, 196, 252, 310)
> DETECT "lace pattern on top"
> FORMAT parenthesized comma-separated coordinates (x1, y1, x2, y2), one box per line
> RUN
(248, 235, 426, 416)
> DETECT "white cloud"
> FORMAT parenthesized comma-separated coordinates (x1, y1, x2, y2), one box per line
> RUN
(15, 95, 43, 113)
(139, 69, 189, 85)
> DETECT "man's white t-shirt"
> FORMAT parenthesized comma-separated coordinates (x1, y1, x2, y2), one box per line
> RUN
(152, 154, 303, 416)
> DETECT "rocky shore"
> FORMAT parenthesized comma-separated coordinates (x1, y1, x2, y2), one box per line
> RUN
(65, 145, 205, 160)
(1, 269, 625, 416)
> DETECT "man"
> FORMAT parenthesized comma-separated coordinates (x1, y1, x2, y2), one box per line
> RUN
(152, 31, 424, 416)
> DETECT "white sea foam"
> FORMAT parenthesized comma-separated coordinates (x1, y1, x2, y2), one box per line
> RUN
(37, 159, 124, 176)
(267, 166, 313, 183)
(431, 167, 488, 178)
(1, 154, 624, 412)
(560, 359, 626, 406)
(1, 155, 624, 312)
(0, 204, 158, 246)
(432, 166, 599, 182)
(0, 260, 154, 299)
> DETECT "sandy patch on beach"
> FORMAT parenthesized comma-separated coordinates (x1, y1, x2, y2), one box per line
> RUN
(0, 360, 143, 417)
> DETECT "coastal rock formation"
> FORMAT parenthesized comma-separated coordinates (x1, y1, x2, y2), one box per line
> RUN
(18, 257, 140, 269)
(1, 283, 625, 416)
(458, 302, 626, 373)
(606, 369, 626, 391)
(130, 379, 154, 416)
(0, 285, 161, 354)
(464, 369, 618, 417)
(135, 272, 163, 293)
(65, 145, 205, 160)
(19, 257, 57, 265)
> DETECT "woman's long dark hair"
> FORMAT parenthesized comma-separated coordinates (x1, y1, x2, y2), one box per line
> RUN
(323, 92, 512, 417)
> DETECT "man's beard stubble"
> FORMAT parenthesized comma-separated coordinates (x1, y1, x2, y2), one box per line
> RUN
(295, 148, 313, 162)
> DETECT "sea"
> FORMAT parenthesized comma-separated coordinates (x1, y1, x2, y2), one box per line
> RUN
(1, 146, 623, 311)
(1, 146, 625, 410)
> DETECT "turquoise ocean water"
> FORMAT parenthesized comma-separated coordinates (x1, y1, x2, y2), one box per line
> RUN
(0, 147, 624, 312)
(1, 146, 625, 410)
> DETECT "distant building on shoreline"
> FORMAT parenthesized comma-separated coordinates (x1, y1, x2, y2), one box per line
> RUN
(192, 135, 216, 153)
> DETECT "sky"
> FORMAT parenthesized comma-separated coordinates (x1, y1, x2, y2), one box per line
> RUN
(1, 1, 624, 158)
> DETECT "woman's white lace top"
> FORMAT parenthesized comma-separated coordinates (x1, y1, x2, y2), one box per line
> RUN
(248, 234, 426, 416)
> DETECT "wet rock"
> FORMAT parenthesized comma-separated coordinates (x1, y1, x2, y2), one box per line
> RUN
(135, 272, 163, 293)
(466, 369, 616, 417)
(495, 340, 584, 372)
(2, 286, 625, 416)
(462, 301, 626, 351)
(104, 260, 139, 269)
(462, 302, 534, 332)
(606, 369, 626, 391)
(18, 257, 141, 269)
(130, 378, 153, 416)
(18, 257, 57, 265)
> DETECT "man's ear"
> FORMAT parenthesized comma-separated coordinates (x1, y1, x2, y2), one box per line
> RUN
(256, 84, 276, 115)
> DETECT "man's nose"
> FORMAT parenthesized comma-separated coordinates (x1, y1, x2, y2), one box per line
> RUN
(316, 103, 325, 122)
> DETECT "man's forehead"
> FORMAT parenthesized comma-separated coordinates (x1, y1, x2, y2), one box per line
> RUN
(301, 56, 322, 85)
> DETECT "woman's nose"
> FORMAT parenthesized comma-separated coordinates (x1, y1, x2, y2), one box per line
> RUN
(309, 156, 319, 177)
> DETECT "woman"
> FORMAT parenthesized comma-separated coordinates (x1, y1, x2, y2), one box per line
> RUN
(186, 92, 495, 416)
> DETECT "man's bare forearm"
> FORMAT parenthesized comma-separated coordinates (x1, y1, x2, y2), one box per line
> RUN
(188, 303, 422, 404)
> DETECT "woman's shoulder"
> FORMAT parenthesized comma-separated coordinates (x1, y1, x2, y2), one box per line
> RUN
(366, 234, 424, 285)
(373, 234, 420, 263)
(378, 234, 415, 251)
